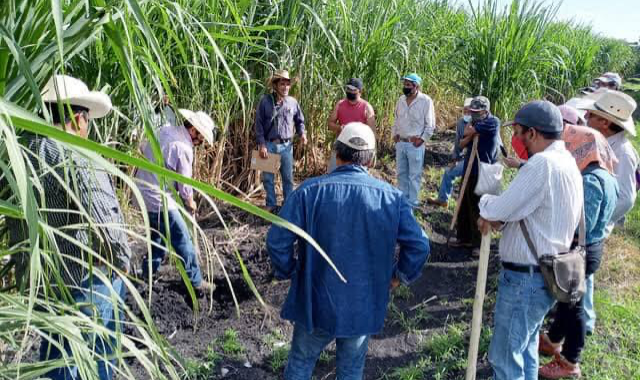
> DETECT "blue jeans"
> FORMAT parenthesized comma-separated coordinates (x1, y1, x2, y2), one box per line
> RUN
(40, 273, 126, 380)
(262, 141, 294, 208)
(437, 161, 464, 202)
(395, 142, 425, 208)
(489, 269, 555, 380)
(584, 274, 595, 332)
(143, 210, 203, 287)
(284, 324, 369, 380)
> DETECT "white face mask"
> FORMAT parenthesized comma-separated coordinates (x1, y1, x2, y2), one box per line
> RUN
(463, 115, 471, 123)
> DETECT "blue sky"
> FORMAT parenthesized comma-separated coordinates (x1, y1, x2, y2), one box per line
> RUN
(472, 0, 639, 42)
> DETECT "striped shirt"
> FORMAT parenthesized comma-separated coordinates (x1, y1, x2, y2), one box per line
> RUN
(479, 141, 583, 266)
(392, 92, 436, 142)
(9, 134, 131, 287)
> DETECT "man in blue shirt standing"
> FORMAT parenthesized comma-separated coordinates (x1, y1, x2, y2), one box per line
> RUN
(267, 122, 430, 380)
(255, 69, 307, 212)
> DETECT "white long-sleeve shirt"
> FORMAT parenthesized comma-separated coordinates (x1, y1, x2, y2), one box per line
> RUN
(606, 132, 638, 235)
(392, 92, 436, 142)
(479, 141, 583, 266)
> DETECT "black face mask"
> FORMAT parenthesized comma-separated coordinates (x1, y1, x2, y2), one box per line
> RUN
(346, 92, 358, 101)
(402, 87, 413, 96)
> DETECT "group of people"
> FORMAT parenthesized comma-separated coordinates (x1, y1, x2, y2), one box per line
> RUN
(264, 71, 638, 380)
(12, 66, 638, 380)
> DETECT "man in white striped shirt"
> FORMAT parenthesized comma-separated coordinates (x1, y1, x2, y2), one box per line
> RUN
(477, 101, 583, 380)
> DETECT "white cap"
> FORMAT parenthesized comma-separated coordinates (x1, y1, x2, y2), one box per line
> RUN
(178, 109, 215, 144)
(337, 122, 375, 150)
(463, 97, 473, 107)
(596, 72, 622, 88)
(41, 75, 112, 119)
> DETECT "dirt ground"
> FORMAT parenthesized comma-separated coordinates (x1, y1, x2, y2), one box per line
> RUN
(126, 131, 500, 380)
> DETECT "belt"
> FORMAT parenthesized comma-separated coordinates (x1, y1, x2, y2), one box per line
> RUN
(270, 138, 291, 144)
(398, 137, 413, 142)
(502, 262, 541, 273)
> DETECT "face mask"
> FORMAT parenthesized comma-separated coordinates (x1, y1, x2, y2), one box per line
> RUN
(463, 115, 471, 123)
(402, 87, 413, 96)
(346, 92, 358, 101)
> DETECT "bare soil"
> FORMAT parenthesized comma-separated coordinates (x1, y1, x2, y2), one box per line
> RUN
(126, 131, 500, 380)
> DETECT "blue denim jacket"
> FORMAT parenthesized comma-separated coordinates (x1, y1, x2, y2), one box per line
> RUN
(267, 165, 430, 337)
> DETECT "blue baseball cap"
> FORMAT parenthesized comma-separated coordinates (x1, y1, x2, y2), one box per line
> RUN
(402, 73, 422, 85)
(505, 100, 564, 134)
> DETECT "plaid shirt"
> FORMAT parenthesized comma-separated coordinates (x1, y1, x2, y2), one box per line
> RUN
(9, 133, 131, 287)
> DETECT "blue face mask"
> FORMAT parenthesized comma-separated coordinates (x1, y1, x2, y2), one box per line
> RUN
(463, 115, 472, 123)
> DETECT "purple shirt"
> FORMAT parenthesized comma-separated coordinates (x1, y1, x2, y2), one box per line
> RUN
(136, 124, 194, 212)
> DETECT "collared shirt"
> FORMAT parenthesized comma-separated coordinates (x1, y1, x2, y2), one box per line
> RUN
(255, 93, 305, 146)
(392, 92, 436, 142)
(582, 165, 618, 245)
(8, 134, 132, 287)
(135, 124, 194, 212)
(266, 165, 430, 337)
(479, 141, 583, 266)
(606, 132, 638, 234)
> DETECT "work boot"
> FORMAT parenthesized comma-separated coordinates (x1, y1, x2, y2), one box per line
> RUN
(426, 198, 447, 207)
(539, 354, 581, 379)
(539, 332, 562, 357)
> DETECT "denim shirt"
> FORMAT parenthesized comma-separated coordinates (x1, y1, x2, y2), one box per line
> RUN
(582, 164, 618, 245)
(254, 93, 305, 145)
(266, 165, 430, 337)
(463, 114, 501, 175)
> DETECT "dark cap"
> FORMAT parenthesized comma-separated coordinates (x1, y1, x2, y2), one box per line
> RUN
(469, 96, 490, 112)
(510, 100, 564, 134)
(345, 78, 363, 91)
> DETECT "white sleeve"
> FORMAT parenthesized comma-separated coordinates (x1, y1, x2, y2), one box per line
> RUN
(611, 148, 638, 224)
(479, 158, 548, 222)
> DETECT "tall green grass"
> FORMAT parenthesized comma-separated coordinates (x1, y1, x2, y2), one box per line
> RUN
(0, 0, 638, 378)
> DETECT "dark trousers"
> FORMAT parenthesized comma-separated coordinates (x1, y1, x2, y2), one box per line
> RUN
(457, 172, 481, 247)
(547, 241, 604, 363)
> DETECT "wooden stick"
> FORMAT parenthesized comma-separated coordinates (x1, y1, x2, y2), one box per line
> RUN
(448, 136, 479, 242)
(465, 233, 491, 380)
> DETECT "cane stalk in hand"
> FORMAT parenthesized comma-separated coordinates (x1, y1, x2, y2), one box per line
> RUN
(465, 232, 491, 380)
(447, 136, 479, 245)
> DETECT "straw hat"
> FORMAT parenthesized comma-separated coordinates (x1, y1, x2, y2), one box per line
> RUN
(41, 75, 112, 119)
(178, 109, 215, 145)
(581, 90, 637, 136)
(267, 69, 297, 87)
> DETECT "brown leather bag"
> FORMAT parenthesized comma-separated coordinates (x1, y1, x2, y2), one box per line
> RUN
(519, 210, 586, 305)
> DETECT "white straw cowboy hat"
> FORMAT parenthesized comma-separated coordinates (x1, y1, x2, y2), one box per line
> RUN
(581, 90, 637, 136)
(41, 75, 112, 119)
(178, 109, 215, 145)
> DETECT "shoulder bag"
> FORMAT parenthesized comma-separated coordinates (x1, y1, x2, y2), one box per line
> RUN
(519, 210, 586, 305)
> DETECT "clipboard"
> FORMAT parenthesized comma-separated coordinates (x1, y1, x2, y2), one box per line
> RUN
(251, 150, 281, 173)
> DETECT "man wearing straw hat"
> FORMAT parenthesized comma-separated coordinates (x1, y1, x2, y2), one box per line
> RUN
(427, 97, 473, 207)
(392, 73, 436, 208)
(477, 101, 583, 380)
(135, 109, 216, 294)
(255, 69, 307, 212)
(580, 89, 638, 334)
(267, 122, 429, 380)
(9, 74, 131, 379)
